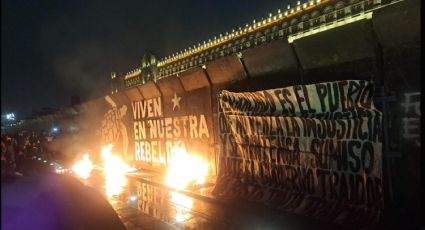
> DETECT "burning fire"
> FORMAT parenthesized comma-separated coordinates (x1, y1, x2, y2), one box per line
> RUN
(165, 145, 209, 190)
(71, 153, 93, 179)
(101, 145, 134, 197)
(70, 145, 134, 198)
(165, 145, 209, 222)
(70, 144, 209, 223)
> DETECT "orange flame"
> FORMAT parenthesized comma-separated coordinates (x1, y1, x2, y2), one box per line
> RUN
(71, 153, 93, 180)
(165, 145, 209, 190)
(101, 145, 134, 197)
(165, 145, 209, 222)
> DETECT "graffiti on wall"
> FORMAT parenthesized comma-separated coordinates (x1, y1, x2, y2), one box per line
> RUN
(131, 92, 211, 167)
(214, 80, 383, 227)
(100, 95, 130, 160)
(401, 92, 420, 146)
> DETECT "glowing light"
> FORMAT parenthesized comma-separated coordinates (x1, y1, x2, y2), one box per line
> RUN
(170, 192, 193, 222)
(101, 145, 134, 197)
(164, 145, 209, 190)
(130, 196, 137, 201)
(71, 153, 93, 180)
(164, 145, 208, 222)
(5, 113, 15, 121)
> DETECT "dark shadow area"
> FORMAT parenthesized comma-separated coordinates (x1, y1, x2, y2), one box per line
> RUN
(1, 163, 126, 230)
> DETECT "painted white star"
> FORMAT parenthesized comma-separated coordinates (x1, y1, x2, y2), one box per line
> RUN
(171, 93, 181, 111)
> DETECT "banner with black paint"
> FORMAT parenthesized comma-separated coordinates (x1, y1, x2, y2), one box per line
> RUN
(213, 80, 383, 227)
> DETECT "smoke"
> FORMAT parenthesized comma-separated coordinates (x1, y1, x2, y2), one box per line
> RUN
(51, 43, 109, 100)
(35, 1, 155, 102)
(47, 108, 104, 167)
(3, 0, 288, 117)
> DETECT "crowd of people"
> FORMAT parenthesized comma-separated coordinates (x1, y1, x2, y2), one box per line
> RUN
(1, 129, 127, 230)
(1, 130, 54, 180)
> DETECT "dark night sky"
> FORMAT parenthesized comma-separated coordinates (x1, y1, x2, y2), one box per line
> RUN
(2, 0, 294, 119)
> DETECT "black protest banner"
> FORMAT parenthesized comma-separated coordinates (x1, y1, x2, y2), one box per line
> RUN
(213, 80, 383, 228)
